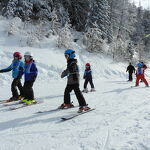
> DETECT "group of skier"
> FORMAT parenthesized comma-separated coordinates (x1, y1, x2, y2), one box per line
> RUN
(126, 62, 149, 87)
(0, 51, 38, 104)
(0, 49, 96, 112)
(1, 49, 149, 112)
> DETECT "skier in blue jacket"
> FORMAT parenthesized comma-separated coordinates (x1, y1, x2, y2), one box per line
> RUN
(82, 63, 95, 93)
(0, 52, 24, 101)
(21, 52, 38, 104)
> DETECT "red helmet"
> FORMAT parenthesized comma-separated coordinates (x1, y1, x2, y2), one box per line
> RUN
(13, 52, 22, 59)
(85, 63, 90, 66)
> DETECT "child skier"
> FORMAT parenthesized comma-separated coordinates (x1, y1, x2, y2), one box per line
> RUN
(0, 52, 24, 101)
(59, 49, 90, 112)
(140, 62, 147, 82)
(82, 63, 95, 93)
(21, 52, 38, 104)
(135, 62, 149, 87)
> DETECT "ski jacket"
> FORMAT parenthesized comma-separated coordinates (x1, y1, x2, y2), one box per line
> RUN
(126, 65, 135, 74)
(136, 64, 147, 75)
(24, 60, 38, 81)
(142, 64, 147, 70)
(61, 59, 79, 85)
(0, 60, 24, 79)
(83, 69, 92, 80)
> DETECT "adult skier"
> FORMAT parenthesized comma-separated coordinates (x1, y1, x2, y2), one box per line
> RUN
(126, 62, 135, 81)
(0, 52, 24, 101)
(82, 63, 95, 93)
(21, 52, 38, 104)
(59, 49, 90, 112)
(135, 62, 149, 87)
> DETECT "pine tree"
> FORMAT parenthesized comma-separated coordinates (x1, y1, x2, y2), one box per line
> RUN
(142, 10, 150, 53)
(86, 0, 112, 42)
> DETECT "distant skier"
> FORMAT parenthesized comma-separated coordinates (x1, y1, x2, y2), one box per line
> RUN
(21, 52, 38, 104)
(135, 62, 149, 87)
(82, 63, 95, 93)
(0, 52, 24, 101)
(59, 49, 90, 112)
(126, 62, 135, 81)
(140, 62, 147, 82)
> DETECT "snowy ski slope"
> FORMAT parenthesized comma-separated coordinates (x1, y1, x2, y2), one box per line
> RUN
(0, 18, 150, 150)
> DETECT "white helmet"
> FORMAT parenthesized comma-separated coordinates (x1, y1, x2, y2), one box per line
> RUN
(24, 51, 33, 57)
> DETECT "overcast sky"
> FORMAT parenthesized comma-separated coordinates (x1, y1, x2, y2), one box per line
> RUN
(130, 0, 150, 9)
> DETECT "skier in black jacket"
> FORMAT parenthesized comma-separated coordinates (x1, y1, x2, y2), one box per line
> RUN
(59, 49, 90, 112)
(126, 62, 135, 81)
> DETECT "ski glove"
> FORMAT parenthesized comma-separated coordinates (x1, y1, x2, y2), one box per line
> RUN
(16, 76, 22, 80)
(0, 68, 12, 73)
(61, 70, 68, 78)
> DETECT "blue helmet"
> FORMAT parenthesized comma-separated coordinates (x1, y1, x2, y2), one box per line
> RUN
(137, 63, 143, 68)
(64, 49, 76, 59)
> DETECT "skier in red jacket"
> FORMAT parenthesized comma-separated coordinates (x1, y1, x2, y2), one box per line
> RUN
(135, 62, 149, 87)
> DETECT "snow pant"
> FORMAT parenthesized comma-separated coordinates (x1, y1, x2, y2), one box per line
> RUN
(64, 84, 86, 106)
(84, 79, 94, 89)
(135, 74, 148, 86)
(140, 74, 145, 82)
(23, 81, 34, 100)
(11, 78, 23, 98)
(128, 72, 133, 81)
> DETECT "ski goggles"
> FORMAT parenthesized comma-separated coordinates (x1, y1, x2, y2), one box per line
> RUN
(24, 55, 31, 59)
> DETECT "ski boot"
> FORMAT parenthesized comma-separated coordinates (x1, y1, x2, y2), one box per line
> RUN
(7, 97, 19, 102)
(26, 99, 37, 105)
(18, 95, 24, 100)
(58, 103, 74, 109)
(21, 99, 37, 104)
(21, 99, 27, 103)
(78, 105, 91, 113)
(82, 88, 88, 93)
(90, 88, 96, 92)
(146, 84, 149, 87)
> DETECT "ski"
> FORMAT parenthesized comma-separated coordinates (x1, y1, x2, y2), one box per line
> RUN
(9, 101, 43, 110)
(82, 90, 96, 93)
(61, 108, 95, 121)
(37, 105, 78, 113)
(0, 99, 19, 104)
(82, 91, 88, 93)
(131, 86, 149, 88)
(3, 100, 23, 106)
(0, 97, 23, 104)
(131, 85, 140, 88)
(37, 108, 60, 113)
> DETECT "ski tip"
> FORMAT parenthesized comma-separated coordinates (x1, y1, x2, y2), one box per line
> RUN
(78, 108, 95, 113)
(37, 111, 43, 113)
(9, 107, 16, 110)
(60, 108, 95, 121)
(87, 108, 95, 111)
(61, 118, 67, 120)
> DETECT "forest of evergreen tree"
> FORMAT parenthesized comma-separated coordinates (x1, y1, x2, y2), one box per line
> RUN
(0, 0, 150, 61)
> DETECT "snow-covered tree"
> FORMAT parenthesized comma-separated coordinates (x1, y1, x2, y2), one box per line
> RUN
(82, 27, 104, 53)
(0, 0, 150, 61)
(57, 23, 74, 49)
(142, 10, 150, 53)
(86, 0, 112, 42)
(7, 17, 23, 36)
